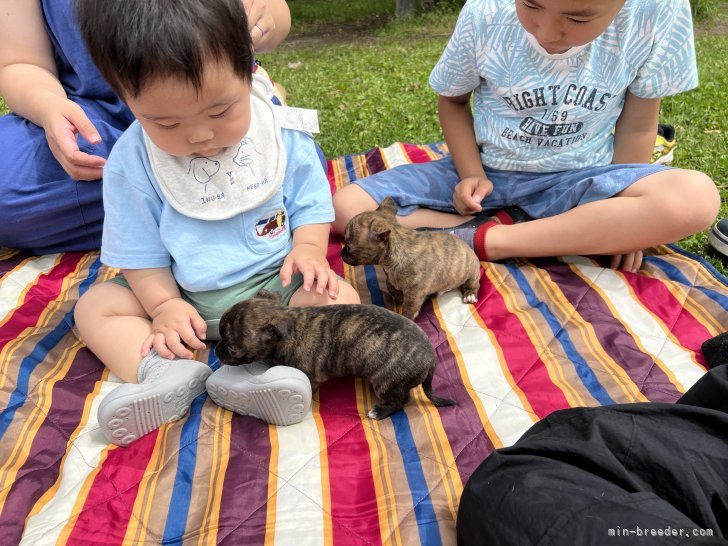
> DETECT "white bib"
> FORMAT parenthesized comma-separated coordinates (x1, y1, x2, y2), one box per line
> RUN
(144, 73, 287, 220)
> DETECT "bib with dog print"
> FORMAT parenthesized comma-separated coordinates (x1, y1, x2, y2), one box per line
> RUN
(144, 73, 287, 220)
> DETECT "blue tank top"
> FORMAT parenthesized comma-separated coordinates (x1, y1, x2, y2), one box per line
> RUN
(40, 0, 134, 128)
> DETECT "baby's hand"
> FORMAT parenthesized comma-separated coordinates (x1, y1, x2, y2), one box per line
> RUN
(142, 298, 208, 360)
(40, 95, 106, 181)
(280, 243, 339, 299)
(453, 176, 494, 216)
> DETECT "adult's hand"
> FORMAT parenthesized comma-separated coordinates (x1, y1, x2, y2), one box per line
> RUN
(40, 95, 106, 181)
(243, 0, 291, 53)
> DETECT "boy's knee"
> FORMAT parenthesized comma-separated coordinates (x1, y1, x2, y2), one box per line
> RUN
(681, 170, 720, 230)
(332, 185, 377, 235)
(653, 170, 719, 233)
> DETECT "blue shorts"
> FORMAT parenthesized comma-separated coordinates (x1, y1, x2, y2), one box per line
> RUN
(354, 156, 669, 219)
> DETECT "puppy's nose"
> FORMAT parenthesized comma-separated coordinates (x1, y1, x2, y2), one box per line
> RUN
(340, 246, 355, 264)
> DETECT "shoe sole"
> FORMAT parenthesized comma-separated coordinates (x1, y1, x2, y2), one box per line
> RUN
(98, 364, 212, 446)
(206, 366, 311, 426)
(708, 226, 728, 260)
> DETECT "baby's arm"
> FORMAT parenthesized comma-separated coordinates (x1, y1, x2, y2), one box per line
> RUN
(438, 93, 493, 215)
(612, 91, 661, 164)
(0, 0, 105, 180)
(280, 223, 339, 298)
(124, 267, 207, 360)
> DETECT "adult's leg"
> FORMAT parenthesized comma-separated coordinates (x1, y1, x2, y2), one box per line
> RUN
(0, 112, 122, 253)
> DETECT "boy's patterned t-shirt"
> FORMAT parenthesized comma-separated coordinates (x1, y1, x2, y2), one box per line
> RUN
(429, 0, 697, 173)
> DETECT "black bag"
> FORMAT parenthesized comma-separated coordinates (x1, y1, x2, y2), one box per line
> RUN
(457, 358, 728, 545)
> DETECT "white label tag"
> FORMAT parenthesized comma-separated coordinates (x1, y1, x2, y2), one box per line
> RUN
(275, 106, 320, 133)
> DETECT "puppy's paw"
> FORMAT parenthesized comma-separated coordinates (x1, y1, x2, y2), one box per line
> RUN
(367, 407, 381, 419)
(462, 293, 478, 304)
(367, 404, 399, 420)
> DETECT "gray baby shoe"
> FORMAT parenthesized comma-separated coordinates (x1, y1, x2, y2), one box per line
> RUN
(98, 359, 211, 446)
(206, 363, 311, 426)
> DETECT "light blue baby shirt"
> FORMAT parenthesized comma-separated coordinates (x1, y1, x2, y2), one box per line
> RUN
(100, 122, 333, 292)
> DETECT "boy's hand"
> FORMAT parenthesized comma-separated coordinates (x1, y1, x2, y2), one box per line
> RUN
(40, 95, 106, 181)
(610, 251, 644, 274)
(280, 243, 339, 299)
(141, 298, 208, 360)
(453, 176, 493, 216)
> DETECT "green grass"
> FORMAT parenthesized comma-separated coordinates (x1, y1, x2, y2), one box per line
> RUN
(288, 0, 394, 23)
(261, 13, 459, 156)
(692, 0, 721, 20)
(660, 36, 728, 271)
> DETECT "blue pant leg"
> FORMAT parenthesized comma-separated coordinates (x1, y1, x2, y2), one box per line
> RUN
(0, 112, 122, 254)
(353, 156, 461, 215)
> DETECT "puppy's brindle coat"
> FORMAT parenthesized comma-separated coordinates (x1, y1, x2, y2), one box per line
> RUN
(216, 291, 456, 419)
(340, 196, 481, 321)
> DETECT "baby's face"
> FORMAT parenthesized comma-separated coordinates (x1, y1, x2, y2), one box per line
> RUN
(515, 0, 625, 54)
(126, 60, 251, 158)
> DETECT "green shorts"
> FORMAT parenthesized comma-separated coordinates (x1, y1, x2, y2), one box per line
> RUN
(108, 269, 304, 340)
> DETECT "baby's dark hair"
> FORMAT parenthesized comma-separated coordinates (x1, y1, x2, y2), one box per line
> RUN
(75, 0, 254, 98)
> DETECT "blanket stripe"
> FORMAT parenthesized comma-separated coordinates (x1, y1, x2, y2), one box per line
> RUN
(478, 265, 573, 416)
(2, 142, 728, 545)
(319, 378, 382, 545)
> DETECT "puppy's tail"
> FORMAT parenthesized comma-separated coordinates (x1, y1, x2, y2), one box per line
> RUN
(422, 370, 456, 407)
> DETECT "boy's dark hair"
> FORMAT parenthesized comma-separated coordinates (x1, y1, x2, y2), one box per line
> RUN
(76, 0, 254, 98)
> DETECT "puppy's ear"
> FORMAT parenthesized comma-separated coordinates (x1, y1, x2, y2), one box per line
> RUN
(267, 316, 294, 340)
(369, 218, 391, 243)
(256, 290, 282, 303)
(377, 197, 398, 217)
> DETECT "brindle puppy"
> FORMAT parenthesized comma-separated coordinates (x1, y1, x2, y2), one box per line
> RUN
(340, 196, 481, 320)
(216, 291, 456, 419)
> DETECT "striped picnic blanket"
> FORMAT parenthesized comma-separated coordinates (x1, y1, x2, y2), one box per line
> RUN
(1, 143, 726, 545)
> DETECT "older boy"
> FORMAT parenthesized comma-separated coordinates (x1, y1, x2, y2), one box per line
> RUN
(333, 0, 719, 273)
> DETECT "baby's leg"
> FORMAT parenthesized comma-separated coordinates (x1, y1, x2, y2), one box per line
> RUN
(289, 278, 361, 306)
(483, 169, 719, 265)
(74, 281, 153, 382)
(74, 282, 210, 446)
